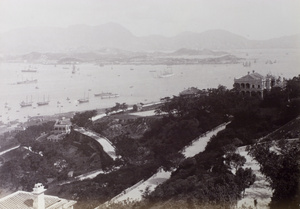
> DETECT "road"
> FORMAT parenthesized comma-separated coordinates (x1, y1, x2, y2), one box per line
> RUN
(99, 123, 229, 207)
(0, 145, 20, 156)
(74, 127, 117, 160)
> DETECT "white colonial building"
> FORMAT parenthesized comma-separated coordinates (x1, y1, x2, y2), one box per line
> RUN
(0, 183, 76, 209)
(234, 71, 276, 98)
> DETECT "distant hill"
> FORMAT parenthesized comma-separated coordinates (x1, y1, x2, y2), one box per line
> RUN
(0, 23, 299, 54)
(171, 48, 228, 56)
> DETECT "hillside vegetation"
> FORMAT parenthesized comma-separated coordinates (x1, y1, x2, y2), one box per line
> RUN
(0, 75, 299, 209)
(96, 75, 299, 209)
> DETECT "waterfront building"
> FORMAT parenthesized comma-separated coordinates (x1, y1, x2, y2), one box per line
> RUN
(0, 183, 76, 209)
(53, 117, 71, 134)
(233, 71, 276, 98)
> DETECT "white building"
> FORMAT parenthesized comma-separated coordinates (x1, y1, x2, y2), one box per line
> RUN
(234, 71, 276, 98)
(53, 118, 71, 134)
(0, 183, 76, 209)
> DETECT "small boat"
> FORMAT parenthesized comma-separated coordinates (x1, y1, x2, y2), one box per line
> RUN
(17, 79, 38, 85)
(94, 92, 119, 99)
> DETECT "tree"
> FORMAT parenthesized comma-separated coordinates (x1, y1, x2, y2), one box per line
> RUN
(235, 167, 256, 197)
(142, 186, 151, 199)
(249, 140, 300, 208)
(71, 110, 97, 127)
(120, 103, 128, 112)
(224, 153, 246, 173)
(286, 74, 300, 99)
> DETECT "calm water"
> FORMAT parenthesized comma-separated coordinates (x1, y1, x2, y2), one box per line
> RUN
(0, 49, 299, 124)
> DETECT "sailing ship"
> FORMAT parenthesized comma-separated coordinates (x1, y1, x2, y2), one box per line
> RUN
(78, 92, 89, 103)
(94, 92, 119, 99)
(21, 66, 37, 73)
(158, 66, 174, 78)
(37, 95, 50, 106)
(72, 64, 76, 74)
(243, 61, 251, 67)
(20, 96, 33, 107)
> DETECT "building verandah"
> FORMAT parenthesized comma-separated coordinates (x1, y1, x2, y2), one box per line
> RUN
(234, 71, 275, 98)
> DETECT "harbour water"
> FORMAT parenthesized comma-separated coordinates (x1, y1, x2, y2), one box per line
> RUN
(0, 49, 299, 124)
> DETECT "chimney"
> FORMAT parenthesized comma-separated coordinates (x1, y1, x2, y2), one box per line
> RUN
(32, 183, 46, 209)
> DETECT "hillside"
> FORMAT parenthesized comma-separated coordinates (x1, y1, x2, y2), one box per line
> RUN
(0, 23, 299, 54)
(0, 76, 299, 209)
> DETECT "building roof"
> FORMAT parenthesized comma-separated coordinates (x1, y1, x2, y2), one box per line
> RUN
(0, 191, 76, 209)
(235, 72, 265, 82)
(179, 87, 200, 96)
(54, 118, 72, 126)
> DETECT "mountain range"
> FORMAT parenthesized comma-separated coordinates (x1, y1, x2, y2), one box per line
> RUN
(0, 22, 299, 54)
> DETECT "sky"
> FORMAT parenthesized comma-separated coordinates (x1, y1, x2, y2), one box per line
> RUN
(0, 0, 299, 40)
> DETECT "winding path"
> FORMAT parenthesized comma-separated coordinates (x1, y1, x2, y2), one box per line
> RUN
(98, 123, 229, 207)
(236, 146, 272, 209)
(74, 127, 117, 160)
(0, 145, 20, 156)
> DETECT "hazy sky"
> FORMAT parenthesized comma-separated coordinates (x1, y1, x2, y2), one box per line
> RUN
(0, 0, 299, 40)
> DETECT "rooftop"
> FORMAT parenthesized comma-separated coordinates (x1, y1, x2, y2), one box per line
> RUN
(179, 87, 200, 96)
(54, 118, 71, 126)
(0, 191, 76, 209)
(235, 72, 265, 81)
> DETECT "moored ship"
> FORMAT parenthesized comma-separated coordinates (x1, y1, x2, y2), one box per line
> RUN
(21, 65, 37, 73)
(94, 92, 119, 99)
(17, 79, 38, 84)
(78, 93, 89, 103)
(158, 66, 174, 78)
(78, 98, 89, 103)
(20, 97, 33, 107)
(21, 69, 37, 73)
(37, 96, 50, 106)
